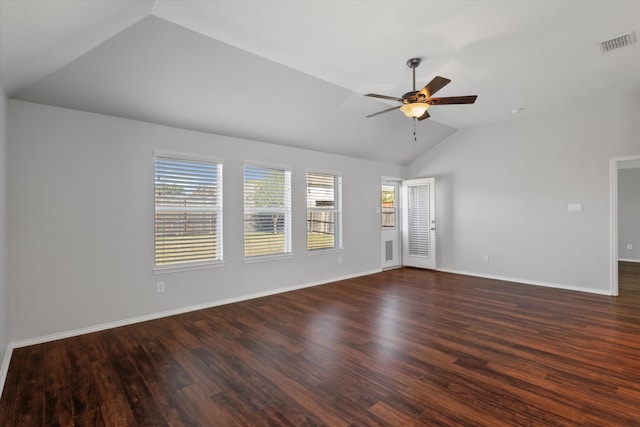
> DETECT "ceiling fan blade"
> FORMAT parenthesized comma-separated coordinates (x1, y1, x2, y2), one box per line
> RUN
(417, 110, 430, 121)
(366, 105, 401, 118)
(419, 76, 451, 98)
(427, 95, 478, 105)
(364, 93, 403, 102)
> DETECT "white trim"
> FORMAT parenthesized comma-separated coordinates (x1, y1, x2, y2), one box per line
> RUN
(9, 268, 381, 349)
(243, 160, 292, 172)
(615, 157, 640, 169)
(306, 167, 342, 177)
(381, 178, 403, 270)
(306, 248, 343, 256)
(402, 177, 436, 270)
(154, 156, 224, 269)
(153, 260, 225, 274)
(243, 253, 294, 264)
(619, 258, 640, 263)
(436, 268, 611, 296)
(0, 344, 14, 398)
(610, 154, 640, 297)
(306, 172, 343, 252)
(153, 150, 223, 164)
(610, 158, 619, 296)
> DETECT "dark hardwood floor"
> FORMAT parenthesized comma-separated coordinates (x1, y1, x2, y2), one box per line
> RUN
(2, 267, 640, 426)
(620, 261, 640, 297)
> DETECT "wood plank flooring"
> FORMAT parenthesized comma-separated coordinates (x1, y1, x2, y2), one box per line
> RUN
(620, 261, 640, 297)
(2, 267, 640, 426)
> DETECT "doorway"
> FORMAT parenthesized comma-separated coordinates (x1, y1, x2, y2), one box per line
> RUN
(401, 177, 436, 270)
(610, 155, 640, 296)
(381, 179, 401, 269)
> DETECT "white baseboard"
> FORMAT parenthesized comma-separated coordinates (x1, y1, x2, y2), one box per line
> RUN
(10, 268, 382, 350)
(0, 344, 14, 399)
(4, 269, 383, 396)
(3, 265, 610, 397)
(436, 268, 612, 296)
(619, 258, 640, 263)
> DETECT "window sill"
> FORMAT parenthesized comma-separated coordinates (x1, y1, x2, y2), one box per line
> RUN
(243, 253, 294, 264)
(306, 248, 344, 256)
(153, 260, 225, 275)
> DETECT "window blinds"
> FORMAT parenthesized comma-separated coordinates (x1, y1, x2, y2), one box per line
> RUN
(307, 173, 342, 250)
(243, 165, 291, 257)
(155, 157, 222, 265)
(408, 184, 429, 257)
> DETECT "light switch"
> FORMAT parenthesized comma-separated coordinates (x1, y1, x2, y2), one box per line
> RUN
(568, 203, 582, 212)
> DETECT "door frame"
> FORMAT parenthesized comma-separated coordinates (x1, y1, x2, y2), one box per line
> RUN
(610, 155, 640, 296)
(381, 177, 402, 270)
(401, 177, 437, 270)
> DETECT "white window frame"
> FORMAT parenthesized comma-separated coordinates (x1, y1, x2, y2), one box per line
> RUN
(243, 163, 292, 261)
(306, 172, 343, 253)
(153, 152, 223, 274)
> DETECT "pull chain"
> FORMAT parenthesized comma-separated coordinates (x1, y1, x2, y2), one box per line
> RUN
(413, 118, 417, 142)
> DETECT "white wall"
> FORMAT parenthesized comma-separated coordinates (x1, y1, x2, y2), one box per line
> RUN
(7, 100, 406, 342)
(0, 78, 8, 363)
(408, 93, 640, 294)
(619, 167, 640, 261)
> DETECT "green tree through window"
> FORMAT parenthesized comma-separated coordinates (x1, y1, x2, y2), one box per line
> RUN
(243, 165, 291, 257)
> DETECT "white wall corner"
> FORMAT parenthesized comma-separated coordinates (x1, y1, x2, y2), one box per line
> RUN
(0, 344, 13, 399)
(436, 268, 612, 296)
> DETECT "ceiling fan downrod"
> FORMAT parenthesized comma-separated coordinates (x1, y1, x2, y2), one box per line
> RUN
(407, 57, 421, 92)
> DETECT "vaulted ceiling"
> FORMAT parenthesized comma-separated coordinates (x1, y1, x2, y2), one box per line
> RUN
(1, 1, 639, 165)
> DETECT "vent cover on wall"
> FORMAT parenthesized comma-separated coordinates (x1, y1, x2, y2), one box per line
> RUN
(385, 240, 393, 261)
(601, 31, 637, 52)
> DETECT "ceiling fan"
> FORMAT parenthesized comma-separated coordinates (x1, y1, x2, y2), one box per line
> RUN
(365, 58, 477, 121)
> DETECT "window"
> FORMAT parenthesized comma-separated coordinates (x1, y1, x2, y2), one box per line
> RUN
(381, 184, 396, 228)
(307, 172, 342, 251)
(154, 155, 223, 267)
(243, 165, 292, 258)
(407, 184, 430, 257)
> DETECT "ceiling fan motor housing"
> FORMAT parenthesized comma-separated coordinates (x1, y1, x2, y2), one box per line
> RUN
(401, 91, 426, 104)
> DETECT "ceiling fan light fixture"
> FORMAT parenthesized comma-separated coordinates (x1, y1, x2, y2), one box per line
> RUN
(364, 58, 476, 120)
(400, 103, 430, 118)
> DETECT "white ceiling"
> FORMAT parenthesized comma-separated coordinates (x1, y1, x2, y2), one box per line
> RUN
(1, 0, 639, 165)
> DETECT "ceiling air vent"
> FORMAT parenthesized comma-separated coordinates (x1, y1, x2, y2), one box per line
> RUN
(601, 31, 637, 52)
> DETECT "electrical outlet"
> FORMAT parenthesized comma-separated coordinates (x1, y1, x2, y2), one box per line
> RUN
(483, 255, 490, 263)
(156, 282, 165, 293)
(628, 244, 633, 250)
(338, 256, 343, 264)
